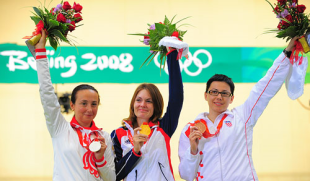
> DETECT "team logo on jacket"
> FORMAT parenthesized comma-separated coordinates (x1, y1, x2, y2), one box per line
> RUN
(225, 121, 232, 127)
(125, 139, 131, 144)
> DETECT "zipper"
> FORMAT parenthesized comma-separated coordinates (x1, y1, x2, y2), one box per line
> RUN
(158, 162, 168, 181)
(135, 170, 137, 181)
(216, 135, 224, 181)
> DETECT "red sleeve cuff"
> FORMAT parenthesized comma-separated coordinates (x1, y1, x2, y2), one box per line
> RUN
(93, 154, 107, 168)
(35, 48, 46, 52)
(166, 49, 176, 56)
(132, 148, 142, 157)
(93, 154, 105, 162)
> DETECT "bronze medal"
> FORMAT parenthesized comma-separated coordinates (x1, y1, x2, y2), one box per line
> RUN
(195, 121, 206, 133)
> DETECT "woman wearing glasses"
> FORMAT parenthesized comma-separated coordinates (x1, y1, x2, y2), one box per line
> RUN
(178, 37, 308, 181)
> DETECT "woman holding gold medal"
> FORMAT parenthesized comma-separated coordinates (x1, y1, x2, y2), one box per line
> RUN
(34, 30, 116, 181)
(111, 47, 185, 180)
(178, 36, 308, 181)
(111, 17, 187, 181)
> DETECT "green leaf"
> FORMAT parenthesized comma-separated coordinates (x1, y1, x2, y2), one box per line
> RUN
(265, 0, 276, 13)
(50, 29, 68, 42)
(44, 7, 49, 14)
(175, 16, 191, 25)
(49, 37, 58, 51)
(48, 19, 59, 28)
(164, 15, 170, 25)
(128, 33, 148, 36)
(170, 15, 177, 24)
(155, 23, 165, 32)
(33, 7, 42, 17)
(140, 52, 155, 69)
(31, 16, 41, 25)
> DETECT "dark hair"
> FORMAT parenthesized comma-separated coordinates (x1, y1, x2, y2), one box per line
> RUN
(206, 74, 235, 95)
(71, 84, 100, 104)
(123, 83, 164, 127)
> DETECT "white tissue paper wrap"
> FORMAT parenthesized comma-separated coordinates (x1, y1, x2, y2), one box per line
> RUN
(159, 36, 189, 57)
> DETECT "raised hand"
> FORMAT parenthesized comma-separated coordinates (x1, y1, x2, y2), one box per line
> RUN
(286, 36, 300, 52)
(133, 127, 148, 154)
(189, 126, 202, 155)
(35, 30, 47, 49)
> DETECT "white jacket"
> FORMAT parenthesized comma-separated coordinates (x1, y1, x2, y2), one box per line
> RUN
(36, 49, 116, 181)
(178, 53, 307, 181)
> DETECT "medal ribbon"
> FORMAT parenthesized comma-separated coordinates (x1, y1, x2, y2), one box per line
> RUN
(70, 117, 102, 178)
(185, 114, 228, 139)
(290, 37, 304, 65)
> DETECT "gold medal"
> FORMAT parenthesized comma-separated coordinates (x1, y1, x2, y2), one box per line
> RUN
(140, 122, 151, 136)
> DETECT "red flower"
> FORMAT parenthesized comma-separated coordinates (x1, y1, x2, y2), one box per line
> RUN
(277, 0, 286, 5)
(57, 13, 67, 23)
(74, 13, 83, 23)
(297, 5, 306, 13)
(73, 2, 83, 13)
(274, 6, 281, 13)
(286, 15, 293, 22)
(281, 15, 293, 27)
(50, 8, 55, 15)
(171, 31, 179, 37)
(69, 21, 76, 32)
(63, 1, 72, 11)
(277, 21, 283, 30)
(292, 0, 298, 3)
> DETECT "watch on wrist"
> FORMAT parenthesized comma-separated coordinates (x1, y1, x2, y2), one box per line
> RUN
(283, 49, 292, 58)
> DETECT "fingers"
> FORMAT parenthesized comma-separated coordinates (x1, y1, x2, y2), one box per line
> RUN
(134, 127, 142, 135)
(134, 134, 148, 142)
(189, 128, 202, 141)
(190, 126, 199, 133)
(97, 137, 106, 144)
(41, 29, 46, 38)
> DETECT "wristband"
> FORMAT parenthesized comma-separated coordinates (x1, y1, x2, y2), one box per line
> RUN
(283, 49, 292, 58)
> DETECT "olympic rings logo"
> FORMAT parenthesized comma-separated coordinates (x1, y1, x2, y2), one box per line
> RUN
(154, 49, 212, 76)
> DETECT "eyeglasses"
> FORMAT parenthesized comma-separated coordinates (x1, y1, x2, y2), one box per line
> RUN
(208, 90, 232, 97)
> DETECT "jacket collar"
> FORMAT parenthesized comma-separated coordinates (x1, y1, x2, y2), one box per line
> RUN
(70, 116, 101, 131)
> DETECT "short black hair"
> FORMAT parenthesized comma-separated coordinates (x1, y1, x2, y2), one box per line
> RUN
(71, 84, 100, 104)
(206, 74, 235, 95)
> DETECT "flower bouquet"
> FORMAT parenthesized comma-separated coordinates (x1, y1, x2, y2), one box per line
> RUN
(23, 1, 83, 57)
(129, 15, 189, 70)
(266, 0, 310, 62)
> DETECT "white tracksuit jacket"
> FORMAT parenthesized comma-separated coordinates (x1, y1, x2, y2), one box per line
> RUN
(178, 52, 307, 181)
(36, 49, 116, 181)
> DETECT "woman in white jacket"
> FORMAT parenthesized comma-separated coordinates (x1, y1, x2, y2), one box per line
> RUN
(35, 30, 116, 181)
(178, 37, 308, 181)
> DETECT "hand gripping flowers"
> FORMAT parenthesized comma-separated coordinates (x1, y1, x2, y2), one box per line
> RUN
(266, 0, 310, 64)
(129, 15, 190, 70)
(23, 1, 83, 52)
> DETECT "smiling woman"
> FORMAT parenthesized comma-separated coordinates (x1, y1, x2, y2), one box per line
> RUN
(34, 31, 116, 181)
(110, 49, 184, 181)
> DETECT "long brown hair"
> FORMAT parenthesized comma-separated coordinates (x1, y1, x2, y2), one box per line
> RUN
(123, 83, 164, 128)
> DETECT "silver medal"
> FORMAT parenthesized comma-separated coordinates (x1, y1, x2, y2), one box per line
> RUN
(89, 141, 101, 152)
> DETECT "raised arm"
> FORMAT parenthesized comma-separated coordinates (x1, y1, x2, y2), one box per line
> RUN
(35, 31, 67, 137)
(235, 37, 307, 126)
(159, 49, 184, 137)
